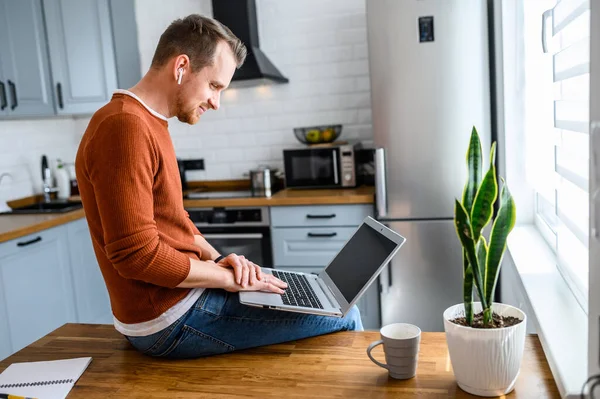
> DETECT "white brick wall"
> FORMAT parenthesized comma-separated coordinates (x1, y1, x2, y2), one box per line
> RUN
(0, 118, 79, 205)
(0, 0, 374, 200)
(136, 0, 374, 180)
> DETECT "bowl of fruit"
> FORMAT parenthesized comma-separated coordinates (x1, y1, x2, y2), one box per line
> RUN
(293, 125, 342, 145)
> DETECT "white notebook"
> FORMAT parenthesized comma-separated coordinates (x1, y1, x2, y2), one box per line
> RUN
(0, 357, 92, 399)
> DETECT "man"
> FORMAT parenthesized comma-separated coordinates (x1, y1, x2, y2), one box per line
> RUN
(75, 14, 362, 359)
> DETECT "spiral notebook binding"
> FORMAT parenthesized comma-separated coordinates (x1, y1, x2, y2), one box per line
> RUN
(0, 379, 74, 388)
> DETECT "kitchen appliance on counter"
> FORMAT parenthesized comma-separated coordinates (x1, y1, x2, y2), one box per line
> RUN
(187, 206, 272, 267)
(178, 159, 205, 191)
(249, 166, 284, 198)
(367, 0, 492, 332)
(283, 142, 361, 189)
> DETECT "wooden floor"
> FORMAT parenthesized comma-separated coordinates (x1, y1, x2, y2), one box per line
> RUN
(0, 324, 560, 398)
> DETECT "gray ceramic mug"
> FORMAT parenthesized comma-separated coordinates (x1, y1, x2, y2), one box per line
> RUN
(367, 323, 421, 379)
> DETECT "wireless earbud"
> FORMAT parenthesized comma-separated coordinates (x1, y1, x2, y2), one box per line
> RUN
(177, 68, 184, 85)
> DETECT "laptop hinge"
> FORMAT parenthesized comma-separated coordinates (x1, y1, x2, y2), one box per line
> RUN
(316, 277, 340, 310)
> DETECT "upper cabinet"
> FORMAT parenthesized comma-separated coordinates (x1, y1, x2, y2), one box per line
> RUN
(0, 0, 140, 119)
(0, 0, 55, 117)
(43, 0, 118, 115)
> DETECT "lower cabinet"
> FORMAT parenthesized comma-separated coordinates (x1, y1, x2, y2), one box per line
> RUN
(0, 284, 10, 361)
(270, 204, 380, 330)
(0, 218, 112, 361)
(0, 225, 76, 358)
(67, 218, 112, 324)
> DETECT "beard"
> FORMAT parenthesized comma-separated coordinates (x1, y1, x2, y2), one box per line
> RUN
(174, 91, 200, 125)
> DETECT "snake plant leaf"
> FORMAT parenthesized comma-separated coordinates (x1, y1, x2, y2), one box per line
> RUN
(484, 180, 516, 305)
(454, 199, 487, 309)
(471, 142, 498, 241)
(461, 127, 483, 213)
(463, 264, 474, 325)
(476, 236, 488, 293)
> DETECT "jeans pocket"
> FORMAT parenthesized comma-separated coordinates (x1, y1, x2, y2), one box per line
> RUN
(195, 289, 229, 316)
(158, 325, 235, 359)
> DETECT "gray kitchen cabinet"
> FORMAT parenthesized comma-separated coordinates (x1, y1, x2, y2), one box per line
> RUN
(0, 0, 54, 117)
(272, 227, 357, 267)
(270, 204, 380, 330)
(43, 0, 117, 115)
(67, 218, 112, 324)
(109, 0, 142, 89)
(0, 55, 7, 118)
(0, 265, 10, 361)
(0, 226, 76, 356)
(271, 205, 372, 228)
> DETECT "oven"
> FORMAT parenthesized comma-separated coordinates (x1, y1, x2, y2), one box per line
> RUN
(186, 206, 273, 267)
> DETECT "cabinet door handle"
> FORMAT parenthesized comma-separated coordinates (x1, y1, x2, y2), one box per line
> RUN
(0, 81, 6, 110)
(306, 214, 336, 219)
(307, 232, 337, 238)
(17, 236, 42, 247)
(56, 82, 64, 109)
(7, 80, 17, 110)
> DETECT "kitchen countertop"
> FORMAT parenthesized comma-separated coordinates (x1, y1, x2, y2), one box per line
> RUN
(0, 208, 85, 244)
(184, 186, 374, 208)
(0, 187, 374, 244)
(0, 323, 559, 398)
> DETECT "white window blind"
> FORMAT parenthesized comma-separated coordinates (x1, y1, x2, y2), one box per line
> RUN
(541, 0, 590, 309)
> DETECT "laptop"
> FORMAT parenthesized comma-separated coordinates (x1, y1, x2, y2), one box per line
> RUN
(239, 216, 406, 317)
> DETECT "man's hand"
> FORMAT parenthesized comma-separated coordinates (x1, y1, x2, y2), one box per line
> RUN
(223, 270, 287, 294)
(216, 253, 287, 293)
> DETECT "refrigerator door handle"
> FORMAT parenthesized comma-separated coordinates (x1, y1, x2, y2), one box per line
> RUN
(375, 148, 388, 218)
(380, 263, 390, 293)
(541, 8, 553, 53)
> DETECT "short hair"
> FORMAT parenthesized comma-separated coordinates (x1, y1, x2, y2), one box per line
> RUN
(151, 14, 247, 72)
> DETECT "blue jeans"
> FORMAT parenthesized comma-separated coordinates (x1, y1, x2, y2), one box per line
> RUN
(126, 288, 364, 359)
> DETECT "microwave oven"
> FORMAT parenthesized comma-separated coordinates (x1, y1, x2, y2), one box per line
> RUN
(283, 143, 361, 189)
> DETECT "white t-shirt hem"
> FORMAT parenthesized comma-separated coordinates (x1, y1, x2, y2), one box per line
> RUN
(113, 288, 204, 337)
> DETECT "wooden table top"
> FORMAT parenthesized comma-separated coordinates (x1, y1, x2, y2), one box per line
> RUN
(0, 324, 559, 398)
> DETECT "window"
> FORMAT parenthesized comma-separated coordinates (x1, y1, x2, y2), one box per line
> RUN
(518, 0, 590, 310)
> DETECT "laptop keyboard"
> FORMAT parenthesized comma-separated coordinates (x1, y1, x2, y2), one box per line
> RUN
(271, 270, 324, 309)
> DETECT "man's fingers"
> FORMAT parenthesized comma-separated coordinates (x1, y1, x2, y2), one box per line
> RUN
(260, 273, 286, 294)
(248, 263, 258, 286)
(270, 276, 287, 289)
(250, 262, 264, 283)
(240, 256, 250, 288)
(265, 282, 285, 294)
(227, 254, 244, 285)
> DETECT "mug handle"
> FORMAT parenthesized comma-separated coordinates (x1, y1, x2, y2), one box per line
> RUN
(366, 340, 389, 370)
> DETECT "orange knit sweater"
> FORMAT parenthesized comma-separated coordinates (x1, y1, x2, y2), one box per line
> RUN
(75, 93, 202, 324)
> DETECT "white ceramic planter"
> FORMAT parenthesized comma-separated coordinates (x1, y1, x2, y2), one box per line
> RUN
(443, 302, 527, 397)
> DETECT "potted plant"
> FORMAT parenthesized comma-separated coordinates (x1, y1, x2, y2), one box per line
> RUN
(443, 127, 526, 397)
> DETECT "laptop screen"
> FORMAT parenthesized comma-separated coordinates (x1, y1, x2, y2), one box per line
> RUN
(325, 223, 398, 303)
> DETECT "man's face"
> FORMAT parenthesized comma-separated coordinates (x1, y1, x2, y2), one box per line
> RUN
(175, 41, 237, 125)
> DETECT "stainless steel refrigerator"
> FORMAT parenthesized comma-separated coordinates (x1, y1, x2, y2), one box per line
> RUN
(366, 0, 492, 332)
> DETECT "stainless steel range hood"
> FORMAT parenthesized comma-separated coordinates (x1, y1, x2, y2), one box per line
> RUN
(212, 0, 288, 87)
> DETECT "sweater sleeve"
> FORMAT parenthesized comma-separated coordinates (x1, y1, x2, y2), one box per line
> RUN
(84, 114, 190, 287)
(185, 211, 202, 236)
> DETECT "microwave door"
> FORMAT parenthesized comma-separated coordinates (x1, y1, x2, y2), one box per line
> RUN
(284, 148, 339, 188)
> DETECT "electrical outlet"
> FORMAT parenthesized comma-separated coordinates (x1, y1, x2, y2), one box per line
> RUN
(183, 159, 204, 171)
